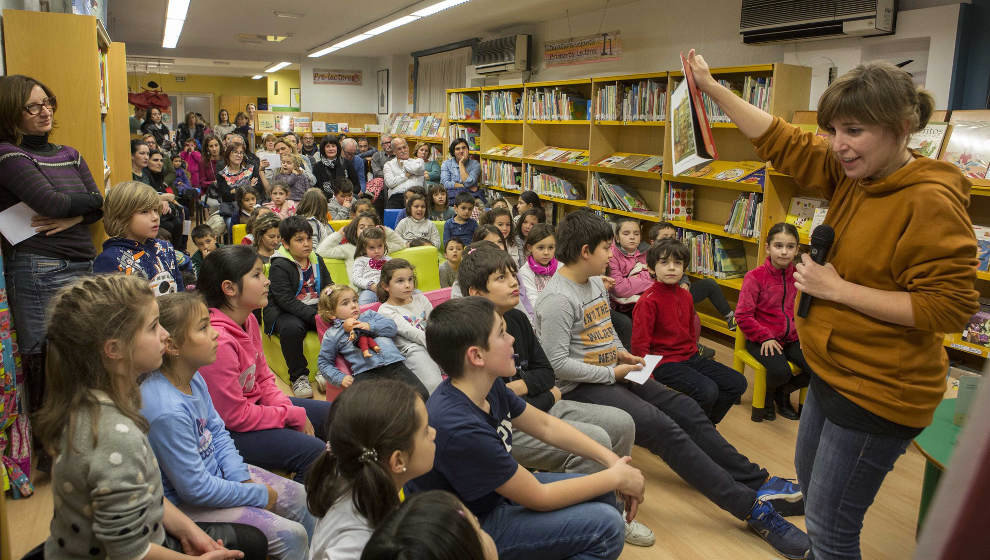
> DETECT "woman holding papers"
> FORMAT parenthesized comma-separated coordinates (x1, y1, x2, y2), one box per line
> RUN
(0, 75, 104, 417)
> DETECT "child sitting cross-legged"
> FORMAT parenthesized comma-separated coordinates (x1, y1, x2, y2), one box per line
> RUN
(93, 181, 184, 295)
(631, 238, 748, 424)
(350, 226, 392, 305)
(140, 292, 315, 560)
(407, 296, 645, 560)
(536, 209, 809, 560)
(315, 284, 429, 400)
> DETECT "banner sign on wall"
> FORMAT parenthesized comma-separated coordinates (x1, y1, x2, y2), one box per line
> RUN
(313, 69, 363, 86)
(544, 31, 622, 68)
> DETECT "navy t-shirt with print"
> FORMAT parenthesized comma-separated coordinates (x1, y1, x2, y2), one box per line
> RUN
(407, 378, 527, 519)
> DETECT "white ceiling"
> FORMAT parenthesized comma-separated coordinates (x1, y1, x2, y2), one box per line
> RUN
(111, 0, 625, 77)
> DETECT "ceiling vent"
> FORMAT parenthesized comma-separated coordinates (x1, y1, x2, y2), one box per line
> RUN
(740, 0, 895, 44)
(473, 34, 530, 75)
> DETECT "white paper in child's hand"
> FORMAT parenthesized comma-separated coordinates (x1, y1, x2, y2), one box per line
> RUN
(624, 354, 662, 385)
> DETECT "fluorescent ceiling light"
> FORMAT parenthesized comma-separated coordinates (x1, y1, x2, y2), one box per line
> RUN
(412, 0, 470, 17)
(251, 75, 265, 80)
(161, 0, 190, 48)
(166, 0, 190, 20)
(366, 15, 420, 35)
(334, 34, 373, 49)
(308, 46, 338, 58)
(265, 61, 291, 72)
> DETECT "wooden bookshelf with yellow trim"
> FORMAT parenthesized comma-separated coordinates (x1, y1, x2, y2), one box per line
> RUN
(253, 111, 381, 149)
(2, 9, 130, 246)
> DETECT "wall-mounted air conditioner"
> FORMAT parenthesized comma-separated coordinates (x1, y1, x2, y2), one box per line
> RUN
(740, 0, 895, 44)
(473, 34, 530, 74)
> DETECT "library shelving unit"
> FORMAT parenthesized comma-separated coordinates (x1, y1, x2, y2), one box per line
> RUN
(479, 84, 526, 195)
(253, 111, 381, 149)
(448, 87, 482, 152)
(2, 9, 131, 246)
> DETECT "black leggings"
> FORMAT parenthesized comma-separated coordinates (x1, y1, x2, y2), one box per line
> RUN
(744, 339, 813, 393)
(274, 314, 317, 382)
(689, 278, 732, 317)
(163, 522, 269, 559)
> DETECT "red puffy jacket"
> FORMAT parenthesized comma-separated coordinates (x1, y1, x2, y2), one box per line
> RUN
(736, 257, 799, 344)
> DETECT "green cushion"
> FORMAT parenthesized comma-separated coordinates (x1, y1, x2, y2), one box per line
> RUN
(263, 331, 323, 386)
(392, 245, 442, 292)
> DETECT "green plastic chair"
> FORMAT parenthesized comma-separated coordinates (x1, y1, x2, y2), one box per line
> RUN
(392, 245, 442, 292)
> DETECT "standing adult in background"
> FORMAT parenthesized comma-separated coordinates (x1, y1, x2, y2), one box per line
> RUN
(688, 49, 979, 560)
(416, 142, 441, 187)
(213, 108, 235, 140)
(441, 137, 483, 205)
(140, 106, 170, 149)
(371, 134, 394, 179)
(245, 102, 257, 151)
(233, 111, 252, 146)
(175, 111, 205, 150)
(341, 137, 366, 192)
(300, 131, 318, 162)
(200, 134, 222, 207)
(357, 136, 376, 160)
(129, 105, 146, 134)
(0, 75, 104, 421)
(383, 137, 424, 209)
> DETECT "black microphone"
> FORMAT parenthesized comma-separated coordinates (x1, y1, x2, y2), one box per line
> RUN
(797, 224, 835, 318)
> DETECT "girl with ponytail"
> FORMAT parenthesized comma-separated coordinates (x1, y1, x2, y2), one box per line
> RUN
(305, 379, 435, 560)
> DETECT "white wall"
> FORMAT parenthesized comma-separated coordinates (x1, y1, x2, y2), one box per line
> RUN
(299, 55, 380, 114)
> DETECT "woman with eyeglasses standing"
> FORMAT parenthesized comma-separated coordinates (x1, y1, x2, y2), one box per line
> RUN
(0, 75, 105, 422)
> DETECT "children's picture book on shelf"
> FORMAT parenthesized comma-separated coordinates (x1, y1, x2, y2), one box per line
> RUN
(338, 123, 349, 133)
(974, 225, 990, 271)
(275, 114, 294, 133)
(809, 207, 828, 238)
(257, 112, 276, 132)
(594, 153, 663, 173)
(785, 196, 828, 238)
(939, 121, 990, 179)
(680, 161, 764, 184)
(724, 192, 763, 238)
(312, 121, 327, 133)
(591, 174, 657, 217)
(527, 167, 583, 200)
(326, 123, 339, 133)
(486, 144, 524, 158)
(908, 122, 950, 159)
(962, 307, 990, 348)
(664, 184, 694, 221)
(528, 146, 590, 166)
(293, 116, 312, 133)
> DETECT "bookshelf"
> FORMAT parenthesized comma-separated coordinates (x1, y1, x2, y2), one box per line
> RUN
(2, 9, 130, 246)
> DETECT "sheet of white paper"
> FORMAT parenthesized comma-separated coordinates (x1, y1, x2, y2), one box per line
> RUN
(0, 202, 39, 245)
(262, 153, 281, 171)
(623, 354, 663, 385)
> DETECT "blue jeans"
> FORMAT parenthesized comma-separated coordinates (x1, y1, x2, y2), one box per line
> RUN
(358, 288, 378, 305)
(5, 251, 93, 354)
(653, 354, 748, 424)
(228, 398, 331, 483)
(481, 472, 625, 560)
(795, 387, 911, 560)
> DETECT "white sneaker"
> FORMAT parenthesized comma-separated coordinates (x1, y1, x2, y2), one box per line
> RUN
(313, 375, 327, 394)
(624, 519, 655, 547)
(292, 377, 314, 398)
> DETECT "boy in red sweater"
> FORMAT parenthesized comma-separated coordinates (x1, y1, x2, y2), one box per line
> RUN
(632, 238, 747, 424)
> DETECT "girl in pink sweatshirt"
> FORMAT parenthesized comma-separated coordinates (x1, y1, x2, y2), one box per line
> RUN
(196, 244, 331, 482)
(607, 217, 654, 314)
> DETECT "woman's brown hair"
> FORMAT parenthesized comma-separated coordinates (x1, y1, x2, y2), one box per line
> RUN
(817, 61, 935, 139)
(0, 75, 55, 144)
(297, 189, 329, 223)
(223, 142, 245, 167)
(34, 275, 156, 453)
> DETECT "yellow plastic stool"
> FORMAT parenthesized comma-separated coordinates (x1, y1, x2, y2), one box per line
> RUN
(732, 329, 807, 421)
(328, 219, 350, 232)
(232, 223, 247, 245)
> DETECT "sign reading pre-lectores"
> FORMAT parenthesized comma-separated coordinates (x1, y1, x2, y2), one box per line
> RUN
(313, 69, 363, 86)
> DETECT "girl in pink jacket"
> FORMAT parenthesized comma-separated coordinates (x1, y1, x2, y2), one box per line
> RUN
(196, 245, 331, 482)
(735, 222, 812, 422)
(607, 217, 654, 313)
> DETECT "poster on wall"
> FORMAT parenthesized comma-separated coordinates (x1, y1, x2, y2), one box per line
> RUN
(544, 30, 622, 68)
(290, 88, 301, 108)
(312, 69, 363, 86)
(377, 69, 389, 115)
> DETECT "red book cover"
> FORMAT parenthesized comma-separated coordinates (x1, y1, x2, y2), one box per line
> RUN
(680, 53, 719, 159)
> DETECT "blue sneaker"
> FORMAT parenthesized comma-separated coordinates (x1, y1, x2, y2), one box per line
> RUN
(757, 476, 805, 517)
(747, 501, 810, 559)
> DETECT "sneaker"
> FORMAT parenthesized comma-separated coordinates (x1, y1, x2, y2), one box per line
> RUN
(747, 501, 810, 559)
(313, 374, 327, 394)
(292, 377, 314, 398)
(624, 519, 655, 547)
(726, 312, 737, 331)
(698, 343, 716, 360)
(757, 476, 804, 517)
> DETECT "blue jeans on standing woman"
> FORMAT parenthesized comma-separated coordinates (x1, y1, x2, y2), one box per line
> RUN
(795, 387, 911, 560)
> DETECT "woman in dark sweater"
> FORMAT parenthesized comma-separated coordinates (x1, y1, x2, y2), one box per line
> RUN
(174, 111, 205, 150)
(312, 135, 348, 199)
(0, 75, 104, 414)
(140, 106, 170, 148)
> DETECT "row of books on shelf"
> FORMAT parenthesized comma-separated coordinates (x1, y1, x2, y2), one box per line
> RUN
(484, 144, 525, 157)
(594, 153, 662, 173)
(448, 124, 480, 150)
(483, 90, 523, 120)
(528, 146, 590, 166)
(590, 174, 657, 217)
(528, 87, 590, 121)
(701, 76, 772, 123)
(681, 231, 749, 279)
(906, 121, 990, 179)
(595, 79, 667, 122)
(526, 167, 584, 200)
(387, 113, 445, 138)
(678, 160, 766, 186)
(725, 193, 764, 238)
(482, 159, 522, 190)
(449, 93, 481, 120)
(256, 113, 351, 134)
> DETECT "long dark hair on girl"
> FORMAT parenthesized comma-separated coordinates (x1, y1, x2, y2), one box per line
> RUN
(341, 211, 381, 245)
(376, 258, 415, 302)
(513, 207, 546, 242)
(305, 379, 421, 527)
(361, 490, 487, 560)
(197, 245, 261, 310)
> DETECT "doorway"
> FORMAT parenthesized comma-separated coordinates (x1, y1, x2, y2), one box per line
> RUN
(168, 93, 214, 128)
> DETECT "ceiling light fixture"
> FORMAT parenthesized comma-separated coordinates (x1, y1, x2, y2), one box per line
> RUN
(307, 0, 471, 58)
(274, 10, 303, 19)
(162, 0, 190, 48)
(265, 61, 291, 72)
(251, 75, 265, 80)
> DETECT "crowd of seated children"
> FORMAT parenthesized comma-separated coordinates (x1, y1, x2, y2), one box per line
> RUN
(408, 296, 644, 560)
(37, 274, 268, 559)
(350, 227, 393, 305)
(328, 178, 355, 220)
(395, 193, 441, 248)
(428, 183, 454, 220)
(198, 245, 331, 479)
(93, 181, 184, 295)
(457, 242, 654, 546)
(296, 188, 333, 248)
(252, 212, 281, 264)
(141, 292, 314, 559)
(315, 285, 429, 399)
(264, 182, 297, 219)
(439, 238, 465, 288)
(512, 208, 545, 264)
(316, 211, 405, 271)
(264, 216, 334, 398)
(444, 192, 479, 247)
(535, 209, 810, 560)
(305, 380, 435, 560)
(376, 259, 444, 393)
(517, 223, 557, 306)
(735, 222, 812, 421)
(631, 238, 748, 424)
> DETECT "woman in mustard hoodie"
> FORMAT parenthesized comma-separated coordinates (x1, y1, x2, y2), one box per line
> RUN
(686, 50, 978, 559)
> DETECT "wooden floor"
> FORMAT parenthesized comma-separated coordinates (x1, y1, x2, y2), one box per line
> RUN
(4, 335, 924, 559)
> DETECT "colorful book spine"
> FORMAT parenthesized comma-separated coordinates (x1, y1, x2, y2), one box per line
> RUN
(482, 159, 522, 190)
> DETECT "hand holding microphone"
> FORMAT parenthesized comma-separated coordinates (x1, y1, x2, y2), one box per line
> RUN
(795, 225, 837, 317)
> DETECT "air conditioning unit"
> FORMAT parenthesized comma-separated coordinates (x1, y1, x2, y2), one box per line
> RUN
(740, 0, 895, 44)
(473, 34, 530, 74)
